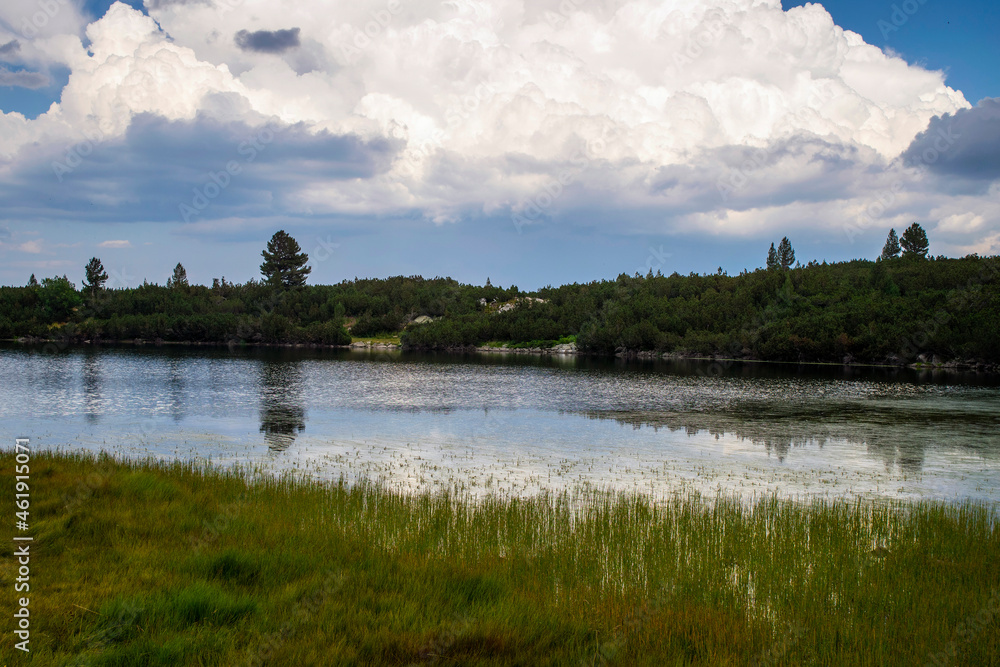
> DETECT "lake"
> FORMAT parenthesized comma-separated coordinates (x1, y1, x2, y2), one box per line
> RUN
(4, 343, 1000, 504)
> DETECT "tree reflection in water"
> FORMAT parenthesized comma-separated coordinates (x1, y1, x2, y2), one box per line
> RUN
(259, 360, 306, 452)
(82, 351, 101, 424)
(580, 408, 943, 473)
(168, 358, 185, 423)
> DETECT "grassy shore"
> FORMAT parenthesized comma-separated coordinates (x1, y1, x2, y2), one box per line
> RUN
(1, 451, 998, 666)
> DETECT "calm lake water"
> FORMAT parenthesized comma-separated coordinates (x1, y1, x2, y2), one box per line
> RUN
(4, 344, 1000, 504)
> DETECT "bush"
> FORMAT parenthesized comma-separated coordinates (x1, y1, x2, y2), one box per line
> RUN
(351, 312, 404, 338)
(39, 276, 82, 323)
(299, 321, 351, 345)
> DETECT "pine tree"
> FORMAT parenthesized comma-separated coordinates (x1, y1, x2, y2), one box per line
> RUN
(777, 237, 795, 270)
(900, 223, 929, 259)
(167, 263, 189, 288)
(880, 229, 901, 260)
(27, 274, 38, 287)
(83, 257, 108, 295)
(766, 243, 779, 270)
(260, 230, 311, 288)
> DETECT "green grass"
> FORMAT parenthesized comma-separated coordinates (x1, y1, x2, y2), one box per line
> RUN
(2, 451, 998, 665)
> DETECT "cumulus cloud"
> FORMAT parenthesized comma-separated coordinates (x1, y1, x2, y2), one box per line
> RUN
(234, 28, 301, 54)
(98, 240, 131, 248)
(0, 113, 397, 225)
(0, 0, 90, 45)
(144, 0, 209, 8)
(121, 0, 970, 225)
(902, 98, 1000, 181)
(0, 0, 996, 263)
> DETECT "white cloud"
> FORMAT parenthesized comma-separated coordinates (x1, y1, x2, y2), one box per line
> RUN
(936, 213, 984, 235)
(0, 0, 89, 45)
(0, 0, 996, 260)
(98, 239, 131, 248)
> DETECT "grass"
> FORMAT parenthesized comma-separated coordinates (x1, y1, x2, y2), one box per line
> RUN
(1, 451, 997, 665)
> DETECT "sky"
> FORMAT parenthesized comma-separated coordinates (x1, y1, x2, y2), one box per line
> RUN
(0, 0, 997, 290)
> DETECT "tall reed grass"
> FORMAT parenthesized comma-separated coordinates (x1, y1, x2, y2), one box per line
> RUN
(1, 450, 997, 665)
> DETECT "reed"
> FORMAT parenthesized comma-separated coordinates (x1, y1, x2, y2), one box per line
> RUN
(1, 450, 997, 665)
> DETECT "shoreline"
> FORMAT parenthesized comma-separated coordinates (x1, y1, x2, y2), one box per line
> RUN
(5, 336, 998, 374)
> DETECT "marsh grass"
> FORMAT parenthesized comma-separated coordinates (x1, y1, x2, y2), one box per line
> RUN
(1, 451, 997, 665)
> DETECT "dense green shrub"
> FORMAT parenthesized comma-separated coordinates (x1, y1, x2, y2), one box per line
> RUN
(3, 257, 998, 362)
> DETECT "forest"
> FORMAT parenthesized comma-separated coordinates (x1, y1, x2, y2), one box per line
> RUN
(3, 228, 999, 366)
(403, 254, 1000, 364)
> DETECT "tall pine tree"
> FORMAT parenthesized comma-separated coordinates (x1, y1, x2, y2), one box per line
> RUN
(880, 229, 901, 260)
(167, 263, 189, 288)
(900, 223, 929, 259)
(766, 243, 779, 270)
(83, 257, 108, 296)
(260, 230, 312, 288)
(777, 237, 795, 270)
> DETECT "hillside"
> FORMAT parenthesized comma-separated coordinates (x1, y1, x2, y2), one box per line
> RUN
(3, 256, 998, 367)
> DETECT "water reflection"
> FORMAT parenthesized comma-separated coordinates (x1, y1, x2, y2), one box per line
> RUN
(259, 360, 306, 451)
(82, 352, 101, 423)
(579, 408, 982, 473)
(168, 358, 185, 423)
(4, 343, 1000, 502)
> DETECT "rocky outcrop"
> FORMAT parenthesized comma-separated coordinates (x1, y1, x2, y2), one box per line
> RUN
(474, 342, 578, 355)
(349, 341, 401, 350)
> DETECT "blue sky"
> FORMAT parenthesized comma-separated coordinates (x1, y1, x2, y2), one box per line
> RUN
(0, 0, 998, 290)
(787, 0, 999, 105)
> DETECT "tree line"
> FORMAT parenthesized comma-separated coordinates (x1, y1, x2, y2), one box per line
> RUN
(3, 227, 999, 365)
